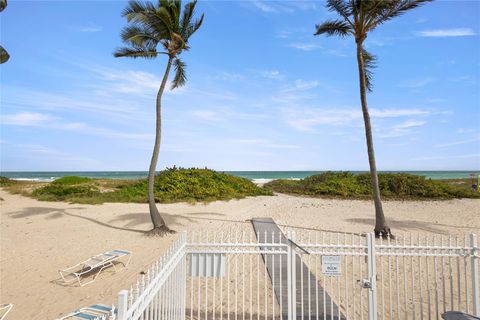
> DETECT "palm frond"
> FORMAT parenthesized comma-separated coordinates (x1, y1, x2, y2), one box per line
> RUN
(122, 0, 156, 22)
(0, 0, 7, 12)
(155, 6, 175, 35)
(0, 45, 9, 64)
(362, 48, 377, 92)
(181, 13, 204, 41)
(367, 0, 433, 30)
(314, 19, 352, 37)
(180, 0, 196, 37)
(121, 24, 160, 48)
(326, 0, 353, 22)
(171, 58, 186, 89)
(113, 46, 160, 59)
(170, 0, 182, 27)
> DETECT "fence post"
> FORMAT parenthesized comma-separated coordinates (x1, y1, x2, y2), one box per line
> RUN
(471, 234, 479, 316)
(366, 233, 377, 320)
(182, 231, 187, 320)
(286, 231, 297, 320)
(117, 290, 128, 320)
(291, 231, 296, 320)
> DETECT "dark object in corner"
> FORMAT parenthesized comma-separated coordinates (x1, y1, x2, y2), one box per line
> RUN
(442, 311, 480, 320)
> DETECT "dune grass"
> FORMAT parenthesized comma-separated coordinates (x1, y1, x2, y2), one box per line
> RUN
(1, 171, 478, 203)
(2, 168, 272, 204)
(264, 172, 480, 200)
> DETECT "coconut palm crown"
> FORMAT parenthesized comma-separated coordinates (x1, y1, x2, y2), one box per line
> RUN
(115, 0, 204, 88)
(114, 0, 204, 235)
(1, 0, 10, 64)
(314, 0, 432, 238)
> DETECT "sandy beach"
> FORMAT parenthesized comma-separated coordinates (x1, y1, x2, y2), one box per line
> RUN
(0, 189, 479, 319)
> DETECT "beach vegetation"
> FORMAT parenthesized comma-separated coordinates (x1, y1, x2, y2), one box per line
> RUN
(50, 176, 94, 185)
(0, 176, 15, 186)
(114, 0, 205, 235)
(314, 0, 432, 238)
(20, 168, 271, 204)
(264, 172, 480, 200)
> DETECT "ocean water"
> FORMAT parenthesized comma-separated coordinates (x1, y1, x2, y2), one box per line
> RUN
(0, 170, 478, 183)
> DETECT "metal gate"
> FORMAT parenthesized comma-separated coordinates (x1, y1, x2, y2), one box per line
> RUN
(117, 229, 479, 320)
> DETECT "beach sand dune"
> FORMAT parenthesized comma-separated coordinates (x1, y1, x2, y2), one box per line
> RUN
(0, 189, 479, 319)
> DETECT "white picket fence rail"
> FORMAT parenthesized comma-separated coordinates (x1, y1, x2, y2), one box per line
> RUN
(117, 230, 479, 320)
(117, 233, 187, 320)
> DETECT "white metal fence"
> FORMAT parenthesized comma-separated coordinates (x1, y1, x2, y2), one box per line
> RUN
(117, 233, 187, 320)
(117, 229, 479, 320)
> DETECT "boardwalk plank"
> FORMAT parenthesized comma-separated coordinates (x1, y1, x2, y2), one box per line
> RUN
(251, 217, 346, 320)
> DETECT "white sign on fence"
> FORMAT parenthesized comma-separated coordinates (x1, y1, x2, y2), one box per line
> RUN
(189, 253, 226, 277)
(322, 255, 341, 276)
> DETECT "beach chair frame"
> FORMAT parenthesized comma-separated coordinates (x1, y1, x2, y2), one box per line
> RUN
(57, 304, 116, 320)
(59, 249, 131, 286)
(0, 304, 13, 320)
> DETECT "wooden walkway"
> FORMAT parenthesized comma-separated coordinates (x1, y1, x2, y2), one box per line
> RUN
(251, 218, 345, 320)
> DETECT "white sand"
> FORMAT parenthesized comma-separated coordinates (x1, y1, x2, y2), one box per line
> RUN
(0, 189, 479, 319)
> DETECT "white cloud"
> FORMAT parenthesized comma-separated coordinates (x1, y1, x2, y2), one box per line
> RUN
(434, 136, 480, 148)
(3, 87, 145, 120)
(414, 153, 480, 161)
(398, 77, 434, 88)
(260, 70, 284, 80)
(76, 23, 102, 33)
(92, 68, 161, 95)
(8, 143, 103, 167)
(251, 1, 278, 13)
(289, 43, 322, 51)
(192, 110, 224, 122)
(276, 31, 292, 39)
(213, 72, 245, 81)
(79, 26, 102, 33)
(246, 1, 316, 14)
(56, 122, 154, 140)
(417, 28, 476, 37)
(394, 120, 426, 129)
(1, 111, 154, 141)
(457, 128, 477, 134)
(2, 112, 55, 126)
(293, 79, 319, 91)
(231, 138, 300, 150)
(281, 107, 433, 132)
(370, 109, 430, 118)
(232, 139, 270, 144)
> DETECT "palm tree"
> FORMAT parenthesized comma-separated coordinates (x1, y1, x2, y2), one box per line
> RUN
(114, 0, 204, 235)
(0, 0, 10, 64)
(314, 0, 431, 238)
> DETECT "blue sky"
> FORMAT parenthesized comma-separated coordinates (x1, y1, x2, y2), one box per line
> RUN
(1, 0, 479, 171)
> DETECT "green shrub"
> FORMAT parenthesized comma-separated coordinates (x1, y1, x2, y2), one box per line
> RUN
(0, 176, 16, 186)
(112, 167, 272, 203)
(51, 176, 93, 185)
(32, 176, 99, 201)
(29, 168, 271, 204)
(265, 172, 479, 200)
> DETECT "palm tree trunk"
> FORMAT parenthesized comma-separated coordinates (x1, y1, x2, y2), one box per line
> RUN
(146, 56, 174, 235)
(355, 41, 392, 239)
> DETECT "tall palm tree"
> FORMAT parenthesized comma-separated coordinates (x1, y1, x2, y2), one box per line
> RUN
(314, 0, 431, 238)
(0, 0, 10, 64)
(114, 0, 204, 235)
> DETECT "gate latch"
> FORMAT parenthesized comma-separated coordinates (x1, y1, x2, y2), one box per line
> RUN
(360, 278, 372, 289)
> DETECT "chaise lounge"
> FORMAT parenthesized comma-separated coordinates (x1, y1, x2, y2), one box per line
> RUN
(59, 249, 131, 286)
(57, 304, 115, 320)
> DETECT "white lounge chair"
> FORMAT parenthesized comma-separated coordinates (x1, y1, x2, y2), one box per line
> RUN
(59, 249, 131, 286)
(0, 304, 13, 320)
(57, 304, 115, 320)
